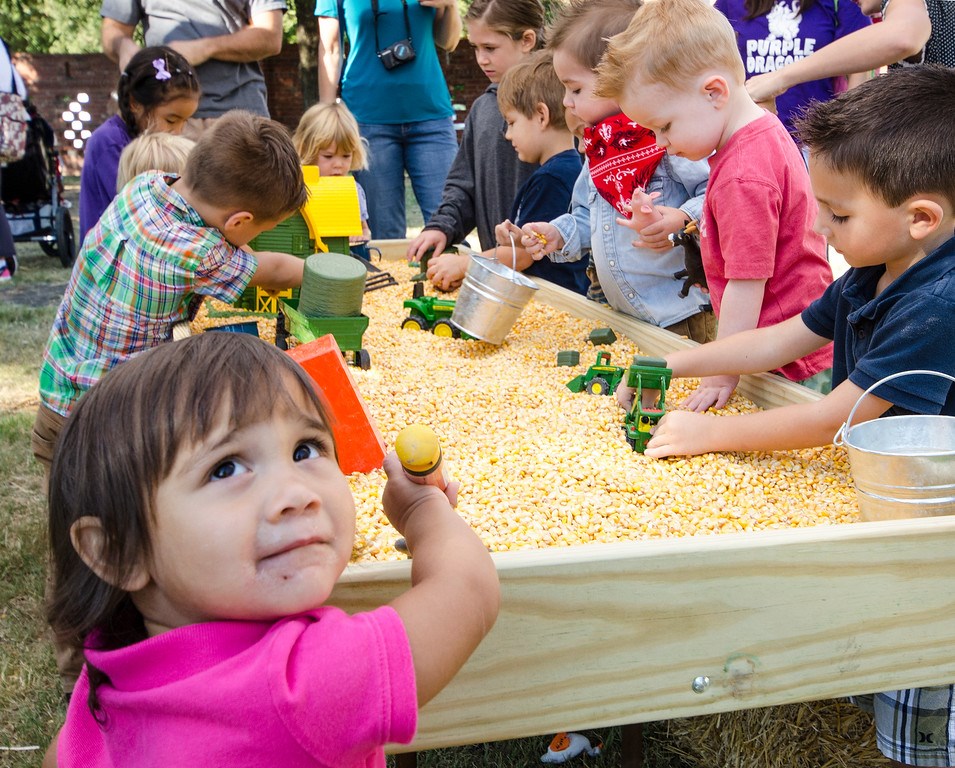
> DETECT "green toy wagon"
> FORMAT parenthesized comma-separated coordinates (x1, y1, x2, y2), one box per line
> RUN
(280, 299, 371, 370)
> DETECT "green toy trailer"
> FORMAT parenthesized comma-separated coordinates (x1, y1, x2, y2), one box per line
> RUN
(565, 351, 628, 396)
(400, 283, 473, 339)
(621, 356, 672, 453)
(280, 299, 371, 370)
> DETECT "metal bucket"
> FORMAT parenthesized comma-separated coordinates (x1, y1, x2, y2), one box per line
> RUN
(833, 370, 955, 521)
(451, 255, 539, 345)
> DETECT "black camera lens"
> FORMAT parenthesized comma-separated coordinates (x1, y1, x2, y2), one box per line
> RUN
(393, 41, 412, 60)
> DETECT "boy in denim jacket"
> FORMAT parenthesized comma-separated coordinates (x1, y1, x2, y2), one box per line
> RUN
(518, 0, 716, 343)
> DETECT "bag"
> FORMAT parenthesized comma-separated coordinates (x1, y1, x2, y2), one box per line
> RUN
(0, 37, 29, 164)
(0, 91, 28, 163)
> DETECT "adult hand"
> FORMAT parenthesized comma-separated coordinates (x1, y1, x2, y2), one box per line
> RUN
(518, 222, 562, 259)
(407, 229, 448, 263)
(168, 38, 212, 67)
(745, 71, 789, 104)
(681, 375, 740, 412)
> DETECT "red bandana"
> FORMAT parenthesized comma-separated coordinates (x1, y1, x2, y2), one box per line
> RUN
(583, 112, 665, 217)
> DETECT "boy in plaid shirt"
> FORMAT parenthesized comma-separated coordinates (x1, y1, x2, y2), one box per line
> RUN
(33, 110, 308, 478)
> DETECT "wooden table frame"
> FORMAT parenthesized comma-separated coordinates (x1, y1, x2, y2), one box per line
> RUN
(332, 242, 955, 752)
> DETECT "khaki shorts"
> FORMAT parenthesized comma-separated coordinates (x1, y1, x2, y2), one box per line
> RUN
(32, 403, 67, 485)
(665, 308, 717, 344)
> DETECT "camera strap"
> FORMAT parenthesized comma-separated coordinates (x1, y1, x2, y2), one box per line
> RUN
(371, 0, 412, 55)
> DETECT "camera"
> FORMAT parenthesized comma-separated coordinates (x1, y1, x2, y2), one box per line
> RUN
(378, 38, 416, 70)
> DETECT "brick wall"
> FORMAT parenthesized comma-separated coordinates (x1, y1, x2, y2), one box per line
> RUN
(13, 43, 487, 176)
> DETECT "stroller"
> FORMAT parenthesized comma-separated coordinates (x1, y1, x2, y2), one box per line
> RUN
(1, 100, 76, 267)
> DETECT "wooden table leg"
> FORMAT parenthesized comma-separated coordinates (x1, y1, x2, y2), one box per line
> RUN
(621, 722, 644, 768)
(394, 752, 418, 768)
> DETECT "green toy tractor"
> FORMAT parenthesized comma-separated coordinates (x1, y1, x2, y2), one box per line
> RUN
(565, 351, 628, 396)
(621, 356, 672, 453)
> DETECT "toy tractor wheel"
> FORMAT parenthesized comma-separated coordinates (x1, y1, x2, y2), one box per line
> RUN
(401, 315, 429, 332)
(432, 319, 456, 338)
(355, 349, 371, 370)
(625, 434, 638, 451)
(587, 376, 610, 396)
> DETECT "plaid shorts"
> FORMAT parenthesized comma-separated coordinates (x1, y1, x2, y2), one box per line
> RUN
(854, 686, 955, 766)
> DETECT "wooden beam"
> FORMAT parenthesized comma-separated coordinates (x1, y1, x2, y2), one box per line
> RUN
(330, 515, 955, 752)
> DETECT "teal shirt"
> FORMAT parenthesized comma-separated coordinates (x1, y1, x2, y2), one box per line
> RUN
(315, 0, 454, 124)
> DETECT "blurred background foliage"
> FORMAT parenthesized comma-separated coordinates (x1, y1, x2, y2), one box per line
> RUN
(0, 0, 564, 55)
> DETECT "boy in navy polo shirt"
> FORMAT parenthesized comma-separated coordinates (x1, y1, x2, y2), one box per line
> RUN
(621, 64, 955, 765)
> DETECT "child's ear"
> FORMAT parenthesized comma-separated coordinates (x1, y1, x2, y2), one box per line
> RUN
(907, 196, 946, 241)
(70, 516, 151, 592)
(222, 211, 254, 232)
(534, 102, 550, 128)
(701, 75, 730, 108)
(520, 29, 538, 53)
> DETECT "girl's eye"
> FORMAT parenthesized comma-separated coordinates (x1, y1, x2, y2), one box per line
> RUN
(830, 213, 849, 224)
(293, 441, 325, 462)
(210, 459, 247, 481)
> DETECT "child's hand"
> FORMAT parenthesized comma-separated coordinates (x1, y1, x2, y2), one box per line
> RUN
(644, 410, 717, 458)
(407, 230, 448, 263)
(618, 203, 690, 251)
(381, 452, 460, 535)
(681, 375, 740, 412)
(427, 251, 469, 292)
(616, 381, 636, 410)
(519, 223, 562, 259)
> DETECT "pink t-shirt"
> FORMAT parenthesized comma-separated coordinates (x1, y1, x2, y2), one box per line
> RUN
(700, 112, 833, 381)
(58, 606, 417, 767)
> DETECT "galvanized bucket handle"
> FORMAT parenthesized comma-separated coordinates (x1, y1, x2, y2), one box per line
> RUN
(834, 369, 955, 446)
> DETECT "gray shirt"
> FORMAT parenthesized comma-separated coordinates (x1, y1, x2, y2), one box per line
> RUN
(100, 0, 286, 118)
(423, 84, 537, 251)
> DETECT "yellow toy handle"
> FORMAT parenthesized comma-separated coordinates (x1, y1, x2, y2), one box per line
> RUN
(395, 425, 449, 491)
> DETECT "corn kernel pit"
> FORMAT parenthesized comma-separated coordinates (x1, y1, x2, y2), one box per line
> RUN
(195, 261, 859, 563)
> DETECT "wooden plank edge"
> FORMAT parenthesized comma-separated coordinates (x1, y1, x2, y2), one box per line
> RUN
(331, 515, 955, 751)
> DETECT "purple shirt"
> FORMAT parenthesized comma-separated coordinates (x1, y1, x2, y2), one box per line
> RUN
(58, 606, 417, 767)
(716, 0, 871, 140)
(79, 114, 132, 243)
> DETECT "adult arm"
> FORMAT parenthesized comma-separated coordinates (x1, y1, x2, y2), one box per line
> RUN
(422, 0, 463, 52)
(745, 0, 931, 101)
(166, 9, 284, 67)
(317, 15, 342, 103)
(101, 17, 141, 71)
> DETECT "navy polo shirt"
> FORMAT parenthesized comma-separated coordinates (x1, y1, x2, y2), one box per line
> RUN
(802, 235, 955, 416)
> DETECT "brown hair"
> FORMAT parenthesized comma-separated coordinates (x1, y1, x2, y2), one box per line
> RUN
(497, 49, 567, 130)
(465, 0, 546, 47)
(796, 65, 955, 208)
(181, 110, 308, 220)
(47, 333, 333, 716)
(294, 101, 368, 170)
(597, 0, 745, 98)
(546, 0, 643, 71)
(117, 46, 200, 137)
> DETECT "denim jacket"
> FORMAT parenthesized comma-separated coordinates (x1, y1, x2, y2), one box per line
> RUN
(550, 153, 710, 327)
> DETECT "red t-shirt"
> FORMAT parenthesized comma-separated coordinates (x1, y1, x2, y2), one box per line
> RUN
(701, 112, 833, 381)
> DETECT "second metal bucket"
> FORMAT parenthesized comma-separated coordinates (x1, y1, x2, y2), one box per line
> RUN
(833, 370, 955, 521)
(451, 255, 539, 345)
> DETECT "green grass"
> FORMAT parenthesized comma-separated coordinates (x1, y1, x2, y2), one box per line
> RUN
(0, 235, 70, 767)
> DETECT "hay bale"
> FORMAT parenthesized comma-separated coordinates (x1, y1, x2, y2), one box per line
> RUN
(643, 700, 894, 768)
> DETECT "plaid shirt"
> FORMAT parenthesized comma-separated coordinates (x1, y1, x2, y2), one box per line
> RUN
(39, 172, 257, 416)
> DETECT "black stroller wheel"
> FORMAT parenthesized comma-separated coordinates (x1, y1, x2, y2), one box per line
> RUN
(54, 207, 76, 267)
